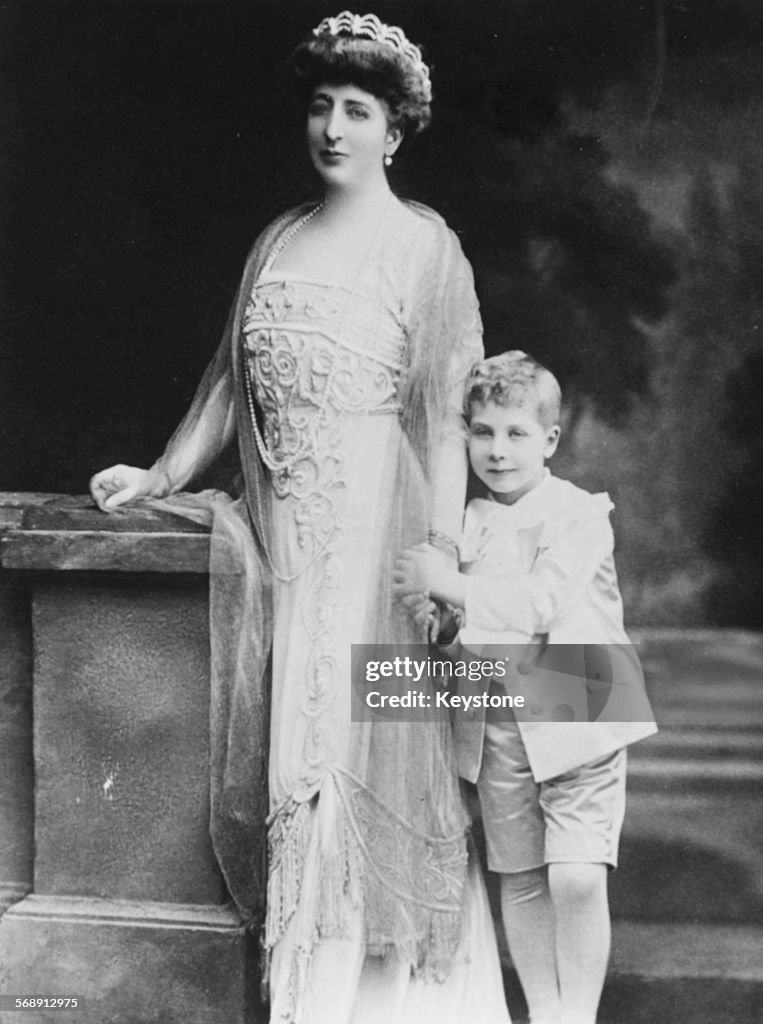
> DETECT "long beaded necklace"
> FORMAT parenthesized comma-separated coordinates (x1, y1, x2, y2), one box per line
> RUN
(245, 203, 325, 475)
(242, 193, 394, 581)
(244, 196, 390, 477)
(261, 202, 324, 277)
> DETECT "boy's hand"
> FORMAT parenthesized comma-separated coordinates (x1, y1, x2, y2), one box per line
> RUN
(395, 588, 447, 644)
(394, 543, 445, 596)
(397, 587, 435, 626)
(393, 543, 465, 609)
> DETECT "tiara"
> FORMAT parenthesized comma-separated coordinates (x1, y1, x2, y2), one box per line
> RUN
(313, 11, 431, 99)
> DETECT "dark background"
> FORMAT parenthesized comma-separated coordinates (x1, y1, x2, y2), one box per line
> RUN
(2, 0, 762, 625)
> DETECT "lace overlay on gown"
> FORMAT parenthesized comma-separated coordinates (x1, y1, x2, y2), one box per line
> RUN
(242, 265, 470, 1010)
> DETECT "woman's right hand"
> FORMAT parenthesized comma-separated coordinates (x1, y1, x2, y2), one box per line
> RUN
(89, 464, 152, 511)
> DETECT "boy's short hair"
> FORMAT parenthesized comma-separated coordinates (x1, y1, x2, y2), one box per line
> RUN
(464, 351, 562, 429)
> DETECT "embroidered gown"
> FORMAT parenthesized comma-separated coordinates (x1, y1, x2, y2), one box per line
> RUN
(153, 200, 510, 1023)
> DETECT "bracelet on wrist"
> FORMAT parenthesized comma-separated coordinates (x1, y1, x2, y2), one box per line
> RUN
(150, 467, 173, 497)
(427, 528, 460, 563)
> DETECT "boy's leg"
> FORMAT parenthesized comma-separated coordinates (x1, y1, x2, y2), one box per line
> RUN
(541, 749, 627, 1024)
(500, 867, 560, 1024)
(477, 706, 562, 1023)
(548, 862, 609, 1024)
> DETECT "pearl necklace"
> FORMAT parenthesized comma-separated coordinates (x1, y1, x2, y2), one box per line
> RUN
(261, 202, 323, 276)
(243, 193, 393, 580)
(245, 203, 329, 475)
(244, 194, 391, 476)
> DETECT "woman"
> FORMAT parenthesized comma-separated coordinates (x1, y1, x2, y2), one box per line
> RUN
(91, 12, 509, 1023)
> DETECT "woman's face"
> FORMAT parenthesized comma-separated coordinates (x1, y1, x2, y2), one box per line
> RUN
(307, 83, 401, 190)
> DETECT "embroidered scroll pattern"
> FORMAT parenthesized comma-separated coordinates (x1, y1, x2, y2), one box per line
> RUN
(242, 279, 406, 771)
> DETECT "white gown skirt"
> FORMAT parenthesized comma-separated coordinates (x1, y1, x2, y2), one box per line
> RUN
(265, 417, 511, 1023)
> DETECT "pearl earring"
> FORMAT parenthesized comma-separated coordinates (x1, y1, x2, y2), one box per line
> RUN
(384, 154, 393, 167)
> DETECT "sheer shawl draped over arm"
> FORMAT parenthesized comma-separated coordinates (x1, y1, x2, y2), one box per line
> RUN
(144, 204, 484, 981)
(143, 210, 303, 918)
(400, 202, 483, 549)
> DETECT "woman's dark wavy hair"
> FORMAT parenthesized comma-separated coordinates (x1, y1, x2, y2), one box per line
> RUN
(290, 34, 432, 138)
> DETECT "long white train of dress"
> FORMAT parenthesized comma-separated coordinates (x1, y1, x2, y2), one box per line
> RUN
(240, 206, 511, 1023)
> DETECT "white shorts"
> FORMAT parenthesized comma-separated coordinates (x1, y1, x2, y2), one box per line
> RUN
(477, 714, 626, 874)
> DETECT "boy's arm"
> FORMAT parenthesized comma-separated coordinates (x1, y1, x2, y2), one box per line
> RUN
(394, 544, 467, 609)
(461, 514, 614, 636)
(394, 509, 614, 635)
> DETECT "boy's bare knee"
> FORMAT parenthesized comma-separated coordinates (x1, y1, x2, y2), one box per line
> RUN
(500, 867, 547, 905)
(547, 862, 606, 906)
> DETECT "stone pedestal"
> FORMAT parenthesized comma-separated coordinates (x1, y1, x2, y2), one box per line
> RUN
(0, 897, 258, 1024)
(0, 496, 262, 1024)
(0, 496, 47, 918)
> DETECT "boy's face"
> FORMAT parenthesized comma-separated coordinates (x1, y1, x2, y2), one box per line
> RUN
(467, 400, 560, 505)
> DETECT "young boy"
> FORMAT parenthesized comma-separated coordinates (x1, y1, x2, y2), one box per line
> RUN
(395, 351, 656, 1024)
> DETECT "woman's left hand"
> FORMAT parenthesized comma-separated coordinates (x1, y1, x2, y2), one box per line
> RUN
(89, 464, 151, 511)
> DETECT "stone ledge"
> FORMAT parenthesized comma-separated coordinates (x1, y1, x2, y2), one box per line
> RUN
(0, 493, 61, 530)
(0, 882, 31, 917)
(1, 530, 210, 574)
(0, 494, 210, 575)
(2, 894, 241, 930)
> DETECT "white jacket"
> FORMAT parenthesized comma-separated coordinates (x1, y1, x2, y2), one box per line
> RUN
(454, 472, 657, 783)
